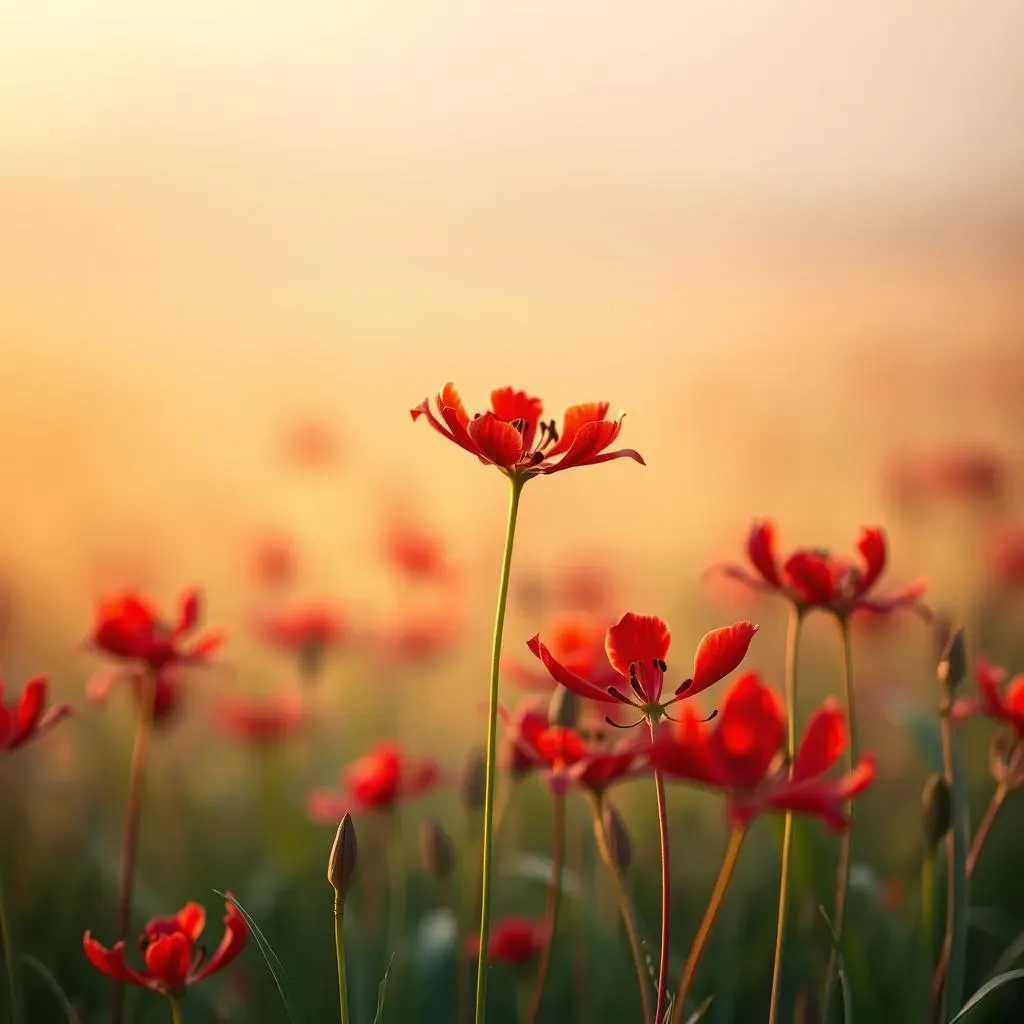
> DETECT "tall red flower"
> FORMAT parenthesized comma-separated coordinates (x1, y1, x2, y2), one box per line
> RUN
(0, 673, 72, 752)
(88, 588, 224, 672)
(466, 916, 548, 967)
(83, 897, 247, 998)
(952, 657, 1024, 738)
(213, 692, 306, 744)
(306, 742, 440, 820)
(649, 672, 876, 830)
(527, 612, 758, 726)
(253, 602, 346, 677)
(711, 520, 929, 619)
(411, 384, 644, 479)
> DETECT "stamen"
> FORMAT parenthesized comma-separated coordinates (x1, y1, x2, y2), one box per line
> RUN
(674, 678, 693, 696)
(655, 658, 667, 672)
(699, 708, 719, 723)
(629, 673, 646, 702)
(605, 714, 645, 730)
(607, 686, 640, 708)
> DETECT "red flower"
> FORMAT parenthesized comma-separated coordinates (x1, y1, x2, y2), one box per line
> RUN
(952, 657, 1024, 737)
(711, 520, 928, 619)
(307, 742, 440, 820)
(649, 672, 876, 830)
(497, 702, 552, 778)
(527, 612, 758, 725)
(466, 916, 547, 967)
(382, 519, 454, 583)
(411, 384, 644, 479)
(248, 534, 297, 589)
(83, 897, 247, 998)
(254, 602, 346, 677)
(369, 610, 462, 669)
(213, 692, 306, 744)
(503, 614, 616, 692)
(87, 666, 185, 725)
(88, 588, 224, 672)
(988, 527, 1024, 591)
(0, 673, 72, 753)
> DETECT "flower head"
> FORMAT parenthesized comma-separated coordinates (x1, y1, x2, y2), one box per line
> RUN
(0, 673, 73, 753)
(504, 614, 616, 692)
(527, 612, 758, 727)
(87, 666, 185, 725)
(213, 692, 306, 744)
(466, 916, 547, 967)
(382, 519, 454, 583)
(649, 672, 876, 830)
(411, 384, 644, 479)
(248, 534, 297, 589)
(951, 657, 1024, 738)
(253, 602, 346, 677)
(83, 897, 247, 998)
(711, 520, 929, 620)
(307, 742, 440, 820)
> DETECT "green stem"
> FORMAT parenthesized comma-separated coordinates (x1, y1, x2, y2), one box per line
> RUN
(651, 757, 671, 1024)
(768, 604, 804, 1024)
(169, 996, 184, 1024)
(920, 847, 934, 1024)
(474, 476, 525, 1024)
(526, 793, 565, 1023)
(0, 853, 24, 1024)
(672, 825, 746, 1024)
(823, 616, 856, 1019)
(588, 795, 652, 1024)
(112, 670, 157, 1024)
(335, 896, 352, 1024)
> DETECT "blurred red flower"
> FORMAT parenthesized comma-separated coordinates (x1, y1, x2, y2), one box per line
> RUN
(411, 384, 644, 478)
(213, 692, 306, 744)
(712, 521, 929, 620)
(466, 916, 548, 967)
(497, 702, 552, 779)
(88, 588, 224, 673)
(503, 614, 616, 692)
(889, 448, 1006, 511)
(649, 672, 876, 830)
(369, 610, 462, 669)
(987, 527, 1024, 590)
(248, 534, 297, 589)
(382, 519, 454, 584)
(307, 742, 440, 820)
(87, 666, 185, 725)
(527, 612, 758, 725)
(281, 417, 341, 468)
(253, 602, 346, 677)
(83, 897, 247, 998)
(952, 657, 1024, 737)
(0, 673, 72, 752)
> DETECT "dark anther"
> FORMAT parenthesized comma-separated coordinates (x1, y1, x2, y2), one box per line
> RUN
(699, 708, 719, 723)
(629, 673, 646, 702)
(628, 662, 639, 680)
(674, 678, 693, 696)
(607, 686, 637, 706)
(510, 417, 526, 434)
(655, 658, 667, 672)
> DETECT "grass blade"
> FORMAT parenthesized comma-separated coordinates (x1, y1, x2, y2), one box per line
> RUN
(818, 906, 854, 1024)
(213, 889, 299, 1024)
(373, 953, 395, 1024)
(682, 996, 713, 1023)
(948, 968, 1024, 1023)
(19, 955, 84, 1024)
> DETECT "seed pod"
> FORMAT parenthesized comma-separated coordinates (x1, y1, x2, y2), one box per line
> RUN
(460, 748, 486, 813)
(922, 774, 952, 849)
(603, 804, 632, 874)
(937, 627, 967, 693)
(419, 817, 455, 880)
(548, 686, 581, 730)
(327, 813, 358, 898)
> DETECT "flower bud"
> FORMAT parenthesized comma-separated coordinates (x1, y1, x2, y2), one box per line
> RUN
(327, 813, 358, 900)
(603, 804, 632, 874)
(922, 774, 952, 849)
(418, 816, 455, 881)
(937, 627, 967, 693)
(460, 748, 486, 813)
(548, 686, 581, 730)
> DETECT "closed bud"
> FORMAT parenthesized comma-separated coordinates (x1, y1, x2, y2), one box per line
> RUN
(922, 774, 952, 849)
(460, 749, 486, 813)
(603, 804, 632, 874)
(548, 686, 581, 730)
(327, 813, 358, 900)
(419, 816, 455, 880)
(937, 627, 967, 693)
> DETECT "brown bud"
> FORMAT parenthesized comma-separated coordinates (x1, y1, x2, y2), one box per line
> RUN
(548, 686, 581, 730)
(418, 816, 455, 880)
(460, 748, 486, 813)
(603, 804, 632, 874)
(327, 814, 358, 898)
(937, 627, 967, 693)
(922, 774, 952, 849)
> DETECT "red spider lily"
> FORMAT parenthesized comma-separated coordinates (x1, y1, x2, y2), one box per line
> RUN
(527, 612, 758, 727)
(466, 916, 548, 967)
(503, 614, 617, 692)
(253, 602, 346, 676)
(889, 448, 1006, 510)
(951, 657, 1024, 738)
(649, 672, 877, 830)
(83, 896, 247, 998)
(306, 742, 440, 820)
(213, 692, 305, 744)
(411, 384, 644, 479)
(382, 519, 454, 583)
(0, 673, 73, 752)
(497, 702, 552, 778)
(248, 534, 297, 589)
(711, 520, 929, 619)
(988, 527, 1024, 590)
(87, 666, 184, 725)
(88, 588, 225, 672)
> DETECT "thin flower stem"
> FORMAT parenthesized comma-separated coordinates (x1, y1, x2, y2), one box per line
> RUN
(169, 996, 184, 1024)
(385, 813, 406, 971)
(526, 793, 565, 1023)
(587, 794, 652, 1024)
(334, 896, 352, 1024)
(0, 852, 25, 1024)
(966, 782, 1007, 877)
(768, 605, 804, 1024)
(822, 616, 856, 1019)
(672, 825, 746, 1024)
(920, 846, 934, 1024)
(651, 728, 672, 1024)
(474, 476, 525, 1024)
(112, 670, 157, 1024)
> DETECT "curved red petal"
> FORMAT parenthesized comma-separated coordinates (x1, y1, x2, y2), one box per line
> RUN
(544, 402, 609, 458)
(8, 677, 46, 748)
(144, 933, 192, 992)
(604, 613, 671, 677)
(83, 936, 142, 985)
(690, 621, 758, 695)
(175, 902, 206, 942)
(534, 727, 588, 766)
(466, 413, 524, 469)
(648, 712, 726, 787)
(746, 520, 782, 587)
(544, 418, 620, 472)
(710, 672, 785, 788)
(855, 527, 887, 596)
(437, 382, 479, 452)
(191, 898, 248, 984)
(526, 635, 614, 703)
(977, 657, 1009, 717)
(782, 552, 838, 606)
(177, 589, 201, 634)
(791, 701, 847, 782)
(1004, 674, 1024, 716)
(490, 388, 543, 449)
(410, 397, 473, 452)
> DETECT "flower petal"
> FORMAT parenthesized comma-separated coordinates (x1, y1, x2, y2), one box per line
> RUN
(648, 712, 726, 787)
(604, 613, 671, 677)
(791, 701, 846, 782)
(526, 635, 615, 702)
(466, 413, 524, 469)
(177, 589, 201, 634)
(855, 528, 887, 596)
(746, 520, 782, 587)
(710, 672, 785, 788)
(690, 621, 758, 695)
(144, 933, 193, 993)
(191, 897, 248, 984)
(6, 677, 46, 749)
(544, 402, 609, 459)
(83, 936, 152, 988)
(782, 552, 837, 606)
(174, 902, 206, 942)
(490, 388, 543, 449)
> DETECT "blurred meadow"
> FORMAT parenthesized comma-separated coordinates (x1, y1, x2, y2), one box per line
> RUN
(2, 3, 1024, 1023)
